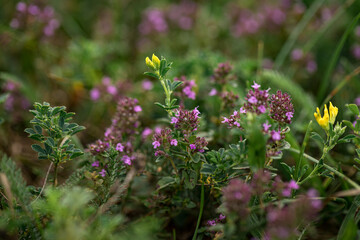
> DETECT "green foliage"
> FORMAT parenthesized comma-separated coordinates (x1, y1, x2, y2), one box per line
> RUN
(0, 154, 31, 207)
(25, 102, 85, 163)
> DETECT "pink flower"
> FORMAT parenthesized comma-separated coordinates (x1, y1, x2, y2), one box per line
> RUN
(258, 105, 266, 113)
(142, 127, 153, 138)
(92, 161, 100, 167)
(116, 143, 124, 152)
(170, 139, 178, 146)
(152, 141, 161, 149)
(90, 88, 100, 101)
(102, 76, 111, 85)
(171, 117, 178, 124)
(240, 107, 246, 113)
(219, 214, 226, 220)
(248, 96, 258, 104)
(271, 130, 281, 141)
(288, 180, 299, 190)
(252, 82, 261, 89)
(134, 105, 142, 112)
(190, 144, 196, 150)
(209, 88, 217, 96)
(99, 169, 106, 177)
(122, 155, 132, 165)
(107, 85, 117, 95)
(142, 79, 153, 90)
(16, 2, 27, 12)
(285, 112, 293, 121)
(263, 122, 271, 132)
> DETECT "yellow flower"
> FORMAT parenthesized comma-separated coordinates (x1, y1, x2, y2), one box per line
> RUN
(145, 57, 155, 70)
(314, 102, 338, 130)
(329, 101, 338, 124)
(152, 54, 160, 69)
(314, 104, 330, 130)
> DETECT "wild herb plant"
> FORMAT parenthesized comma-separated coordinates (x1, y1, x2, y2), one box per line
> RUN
(25, 102, 85, 186)
(1, 54, 360, 239)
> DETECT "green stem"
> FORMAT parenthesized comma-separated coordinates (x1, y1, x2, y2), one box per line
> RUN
(288, 148, 360, 189)
(192, 183, 205, 240)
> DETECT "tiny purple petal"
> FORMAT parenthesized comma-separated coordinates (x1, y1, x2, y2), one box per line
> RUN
(134, 105, 142, 112)
(90, 88, 100, 101)
(170, 139, 178, 146)
(92, 161, 100, 167)
(209, 88, 217, 96)
(248, 96, 258, 104)
(99, 169, 106, 177)
(190, 144, 196, 150)
(116, 143, 124, 152)
(122, 155, 132, 165)
(258, 105, 266, 113)
(152, 141, 161, 149)
(288, 180, 299, 190)
(252, 81, 261, 89)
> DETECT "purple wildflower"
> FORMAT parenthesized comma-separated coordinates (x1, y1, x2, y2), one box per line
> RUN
(90, 88, 101, 101)
(172, 107, 201, 135)
(269, 90, 294, 124)
(263, 122, 271, 132)
(134, 105, 142, 112)
(190, 144, 196, 150)
(222, 179, 251, 217)
(212, 62, 233, 84)
(218, 214, 226, 221)
(251, 81, 261, 89)
(170, 139, 178, 146)
(271, 130, 281, 141)
(207, 220, 216, 226)
(92, 161, 100, 168)
(116, 143, 124, 152)
(152, 141, 161, 149)
(142, 79, 153, 90)
(209, 88, 217, 96)
(122, 155, 132, 165)
(107, 85, 117, 96)
(99, 169, 106, 177)
(244, 85, 269, 115)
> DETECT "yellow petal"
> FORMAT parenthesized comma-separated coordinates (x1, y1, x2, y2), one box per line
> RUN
(145, 57, 155, 69)
(152, 54, 160, 69)
(329, 101, 338, 124)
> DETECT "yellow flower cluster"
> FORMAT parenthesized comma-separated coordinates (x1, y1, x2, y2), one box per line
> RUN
(145, 54, 160, 70)
(314, 102, 338, 130)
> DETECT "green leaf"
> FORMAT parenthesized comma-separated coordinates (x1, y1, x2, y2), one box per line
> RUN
(25, 128, 36, 135)
(347, 104, 360, 116)
(34, 125, 42, 134)
(31, 144, 46, 154)
(183, 170, 197, 189)
(338, 134, 357, 144)
(144, 72, 158, 79)
(337, 195, 360, 240)
(342, 120, 355, 130)
(154, 102, 166, 109)
(200, 163, 216, 175)
(171, 81, 183, 91)
(310, 132, 325, 145)
(71, 126, 85, 135)
(44, 142, 53, 154)
(157, 177, 176, 190)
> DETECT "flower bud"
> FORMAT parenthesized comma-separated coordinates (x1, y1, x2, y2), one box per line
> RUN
(145, 57, 156, 70)
(152, 54, 161, 69)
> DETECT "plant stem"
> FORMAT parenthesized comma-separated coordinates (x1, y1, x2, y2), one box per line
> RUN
(192, 183, 205, 240)
(288, 148, 360, 189)
(53, 162, 58, 187)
